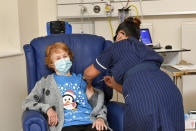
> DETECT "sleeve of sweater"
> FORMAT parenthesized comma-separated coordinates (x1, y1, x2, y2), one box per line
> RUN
(88, 90, 98, 109)
(22, 78, 51, 114)
(96, 105, 107, 121)
(88, 88, 107, 121)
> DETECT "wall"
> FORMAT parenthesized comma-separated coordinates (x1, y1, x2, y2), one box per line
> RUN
(181, 23, 196, 112)
(141, 0, 196, 15)
(57, 0, 196, 18)
(0, 56, 26, 131)
(37, 0, 57, 36)
(0, 0, 39, 131)
(0, 0, 21, 55)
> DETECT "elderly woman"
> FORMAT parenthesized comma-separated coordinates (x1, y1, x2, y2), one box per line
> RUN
(83, 17, 184, 131)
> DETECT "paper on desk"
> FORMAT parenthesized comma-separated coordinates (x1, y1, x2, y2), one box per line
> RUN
(171, 65, 196, 71)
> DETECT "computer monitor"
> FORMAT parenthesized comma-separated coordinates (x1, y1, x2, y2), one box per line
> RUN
(140, 28, 153, 45)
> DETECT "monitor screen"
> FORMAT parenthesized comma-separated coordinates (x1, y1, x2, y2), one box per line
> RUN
(140, 29, 152, 45)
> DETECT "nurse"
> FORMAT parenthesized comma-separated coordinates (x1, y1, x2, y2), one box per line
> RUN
(83, 17, 184, 131)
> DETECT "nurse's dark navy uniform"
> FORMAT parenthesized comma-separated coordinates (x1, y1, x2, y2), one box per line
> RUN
(94, 37, 184, 131)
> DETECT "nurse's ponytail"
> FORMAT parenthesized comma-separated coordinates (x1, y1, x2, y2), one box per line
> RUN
(132, 17, 141, 28)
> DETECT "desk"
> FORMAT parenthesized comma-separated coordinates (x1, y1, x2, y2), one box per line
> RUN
(161, 65, 196, 94)
(154, 48, 190, 53)
(154, 48, 190, 65)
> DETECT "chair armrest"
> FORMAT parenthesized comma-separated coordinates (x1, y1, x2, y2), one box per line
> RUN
(23, 44, 37, 94)
(22, 110, 48, 131)
(107, 101, 125, 131)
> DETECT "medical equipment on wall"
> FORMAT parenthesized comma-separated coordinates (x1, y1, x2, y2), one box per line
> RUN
(118, 8, 130, 23)
(79, 0, 89, 33)
(105, 0, 114, 38)
(57, 0, 146, 19)
(185, 111, 196, 129)
(55, 0, 144, 40)
(105, 0, 113, 16)
(93, 5, 101, 13)
(118, 4, 139, 23)
(47, 21, 72, 35)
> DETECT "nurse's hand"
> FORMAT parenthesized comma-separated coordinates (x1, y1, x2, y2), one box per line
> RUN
(104, 76, 123, 93)
(104, 76, 114, 88)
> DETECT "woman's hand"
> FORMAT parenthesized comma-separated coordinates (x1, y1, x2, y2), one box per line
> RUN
(92, 118, 107, 131)
(104, 76, 123, 93)
(47, 108, 58, 127)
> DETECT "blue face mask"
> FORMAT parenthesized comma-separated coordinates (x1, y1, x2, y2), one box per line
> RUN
(54, 58, 72, 75)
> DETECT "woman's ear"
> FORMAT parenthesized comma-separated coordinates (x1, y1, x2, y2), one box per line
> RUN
(49, 64, 55, 69)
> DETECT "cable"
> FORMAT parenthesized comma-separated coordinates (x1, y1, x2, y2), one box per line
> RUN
(108, 16, 114, 38)
(120, 0, 130, 9)
(80, 0, 84, 33)
(125, 0, 130, 8)
(105, 0, 114, 39)
(127, 5, 139, 18)
(139, 0, 144, 21)
(120, 0, 125, 8)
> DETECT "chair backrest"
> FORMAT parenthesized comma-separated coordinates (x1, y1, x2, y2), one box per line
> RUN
(23, 34, 113, 102)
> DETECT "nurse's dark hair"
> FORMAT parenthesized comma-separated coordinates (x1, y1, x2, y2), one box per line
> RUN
(113, 17, 141, 41)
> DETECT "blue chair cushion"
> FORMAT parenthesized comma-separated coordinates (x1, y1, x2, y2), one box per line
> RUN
(107, 101, 125, 131)
(22, 111, 48, 131)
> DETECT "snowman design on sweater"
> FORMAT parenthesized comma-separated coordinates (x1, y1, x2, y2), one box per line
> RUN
(54, 73, 93, 127)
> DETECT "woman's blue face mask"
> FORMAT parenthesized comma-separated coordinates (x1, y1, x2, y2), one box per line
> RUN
(54, 58, 72, 75)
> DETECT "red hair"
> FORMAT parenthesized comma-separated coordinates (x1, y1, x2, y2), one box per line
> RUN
(45, 42, 74, 68)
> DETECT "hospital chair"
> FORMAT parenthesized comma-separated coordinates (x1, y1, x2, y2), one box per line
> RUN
(22, 34, 125, 131)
